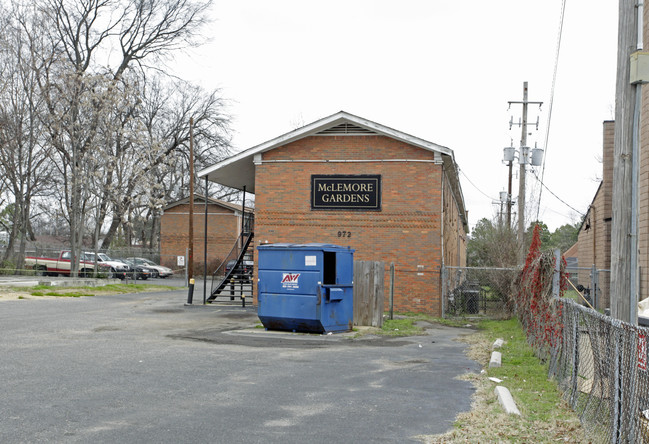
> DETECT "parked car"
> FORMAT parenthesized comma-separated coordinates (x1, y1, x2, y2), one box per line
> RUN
(224, 259, 253, 281)
(82, 252, 131, 279)
(114, 258, 153, 280)
(25, 250, 97, 277)
(126, 257, 173, 278)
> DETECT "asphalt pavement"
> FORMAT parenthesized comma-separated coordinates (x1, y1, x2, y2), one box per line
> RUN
(0, 284, 480, 443)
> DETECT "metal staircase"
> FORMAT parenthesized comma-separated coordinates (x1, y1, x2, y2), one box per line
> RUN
(207, 231, 254, 304)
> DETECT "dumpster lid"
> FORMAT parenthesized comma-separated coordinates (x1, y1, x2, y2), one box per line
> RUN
(257, 242, 354, 252)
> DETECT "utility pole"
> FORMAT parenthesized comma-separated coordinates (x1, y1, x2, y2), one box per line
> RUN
(610, 0, 641, 323)
(506, 159, 513, 229)
(508, 82, 542, 264)
(188, 117, 195, 281)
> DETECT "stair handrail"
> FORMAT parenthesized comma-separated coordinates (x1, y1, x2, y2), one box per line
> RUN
(209, 231, 254, 299)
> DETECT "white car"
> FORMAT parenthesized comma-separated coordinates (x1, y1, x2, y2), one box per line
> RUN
(82, 252, 131, 279)
(127, 257, 174, 278)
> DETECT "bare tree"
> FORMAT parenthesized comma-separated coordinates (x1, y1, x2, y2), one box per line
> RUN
(0, 4, 54, 268)
(33, 0, 212, 274)
(99, 75, 231, 250)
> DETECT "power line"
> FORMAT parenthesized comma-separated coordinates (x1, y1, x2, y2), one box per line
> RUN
(536, 0, 567, 220)
(530, 168, 585, 216)
(458, 168, 499, 201)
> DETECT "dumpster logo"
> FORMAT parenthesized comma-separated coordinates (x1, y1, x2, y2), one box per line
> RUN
(281, 273, 300, 289)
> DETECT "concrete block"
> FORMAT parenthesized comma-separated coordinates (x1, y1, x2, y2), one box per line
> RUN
(492, 338, 504, 349)
(494, 386, 521, 415)
(489, 351, 502, 368)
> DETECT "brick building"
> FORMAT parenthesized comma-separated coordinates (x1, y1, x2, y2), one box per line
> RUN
(198, 111, 468, 315)
(576, 121, 613, 310)
(160, 195, 250, 272)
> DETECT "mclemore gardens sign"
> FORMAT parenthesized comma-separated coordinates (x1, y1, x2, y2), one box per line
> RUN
(311, 175, 381, 210)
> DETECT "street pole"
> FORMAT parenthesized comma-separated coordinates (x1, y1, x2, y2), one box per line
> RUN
(518, 83, 528, 264)
(508, 82, 542, 264)
(610, 0, 640, 323)
(188, 118, 195, 281)
(506, 159, 513, 229)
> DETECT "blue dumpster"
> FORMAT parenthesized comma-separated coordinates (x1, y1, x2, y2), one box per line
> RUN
(257, 243, 354, 333)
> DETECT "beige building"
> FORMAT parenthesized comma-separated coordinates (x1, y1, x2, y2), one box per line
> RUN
(576, 122, 613, 310)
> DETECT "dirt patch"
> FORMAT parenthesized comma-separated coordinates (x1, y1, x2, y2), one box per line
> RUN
(0, 290, 55, 301)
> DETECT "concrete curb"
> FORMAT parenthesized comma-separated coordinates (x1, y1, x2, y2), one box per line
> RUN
(489, 351, 502, 368)
(487, 337, 522, 415)
(0, 277, 122, 288)
(494, 386, 521, 415)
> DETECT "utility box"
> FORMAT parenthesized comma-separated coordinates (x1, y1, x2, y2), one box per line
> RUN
(630, 51, 649, 84)
(257, 243, 354, 333)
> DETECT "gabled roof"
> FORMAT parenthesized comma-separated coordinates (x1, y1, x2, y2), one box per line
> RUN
(197, 110, 467, 231)
(564, 242, 578, 257)
(198, 111, 454, 190)
(163, 194, 249, 214)
(578, 181, 603, 232)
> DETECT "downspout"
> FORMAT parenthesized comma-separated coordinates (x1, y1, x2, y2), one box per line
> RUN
(631, 1, 644, 323)
(440, 166, 446, 316)
(203, 176, 208, 305)
(592, 205, 597, 267)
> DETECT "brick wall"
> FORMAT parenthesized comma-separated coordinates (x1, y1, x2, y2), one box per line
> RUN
(160, 202, 241, 273)
(442, 172, 468, 268)
(254, 135, 466, 315)
(577, 121, 613, 309)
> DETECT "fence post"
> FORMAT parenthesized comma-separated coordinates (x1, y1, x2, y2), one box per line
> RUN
(553, 249, 561, 298)
(441, 265, 446, 318)
(591, 264, 599, 310)
(389, 262, 395, 321)
(611, 327, 621, 444)
(569, 312, 580, 407)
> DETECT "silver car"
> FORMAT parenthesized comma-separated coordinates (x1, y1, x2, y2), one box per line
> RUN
(126, 257, 174, 278)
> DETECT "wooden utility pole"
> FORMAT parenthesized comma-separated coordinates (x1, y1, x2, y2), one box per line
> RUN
(506, 160, 513, 229)
(188, 117, 195, 281)
(517, 83, 529, 264)
(610, 0, 639, 323)
(508, 82, 542, 264)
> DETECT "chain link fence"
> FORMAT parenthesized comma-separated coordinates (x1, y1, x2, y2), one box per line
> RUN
(442, 266, 517, 319)
(546, 299, 649, 443)
(565, 266, 611, 312)
(0, 246, 183, 276)
(511, 230, 649, 443)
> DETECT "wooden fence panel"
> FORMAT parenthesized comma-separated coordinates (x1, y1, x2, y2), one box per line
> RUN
(353, 261, 384, 327)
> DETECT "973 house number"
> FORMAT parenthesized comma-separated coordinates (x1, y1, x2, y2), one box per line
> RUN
(337, 231, 351, 238)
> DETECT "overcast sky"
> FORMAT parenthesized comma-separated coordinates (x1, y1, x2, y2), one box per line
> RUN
(172, 0, 618, 232)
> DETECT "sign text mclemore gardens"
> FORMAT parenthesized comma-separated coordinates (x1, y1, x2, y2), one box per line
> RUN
(311, 175, 381, 210)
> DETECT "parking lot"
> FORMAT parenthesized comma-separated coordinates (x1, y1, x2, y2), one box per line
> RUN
(0, 286, 480, 443)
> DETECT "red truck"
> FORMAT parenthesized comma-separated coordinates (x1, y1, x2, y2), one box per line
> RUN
(24, 251, 129, 278)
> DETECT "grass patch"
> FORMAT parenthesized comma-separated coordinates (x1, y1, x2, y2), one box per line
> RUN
(386, 312, 476, 329)
(379, 318, 424, 336)
(422, 318, 587, 443)
(90, 283, 176, 294)
(4, 283, 178, 299)
(479, 319, 566, 423)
